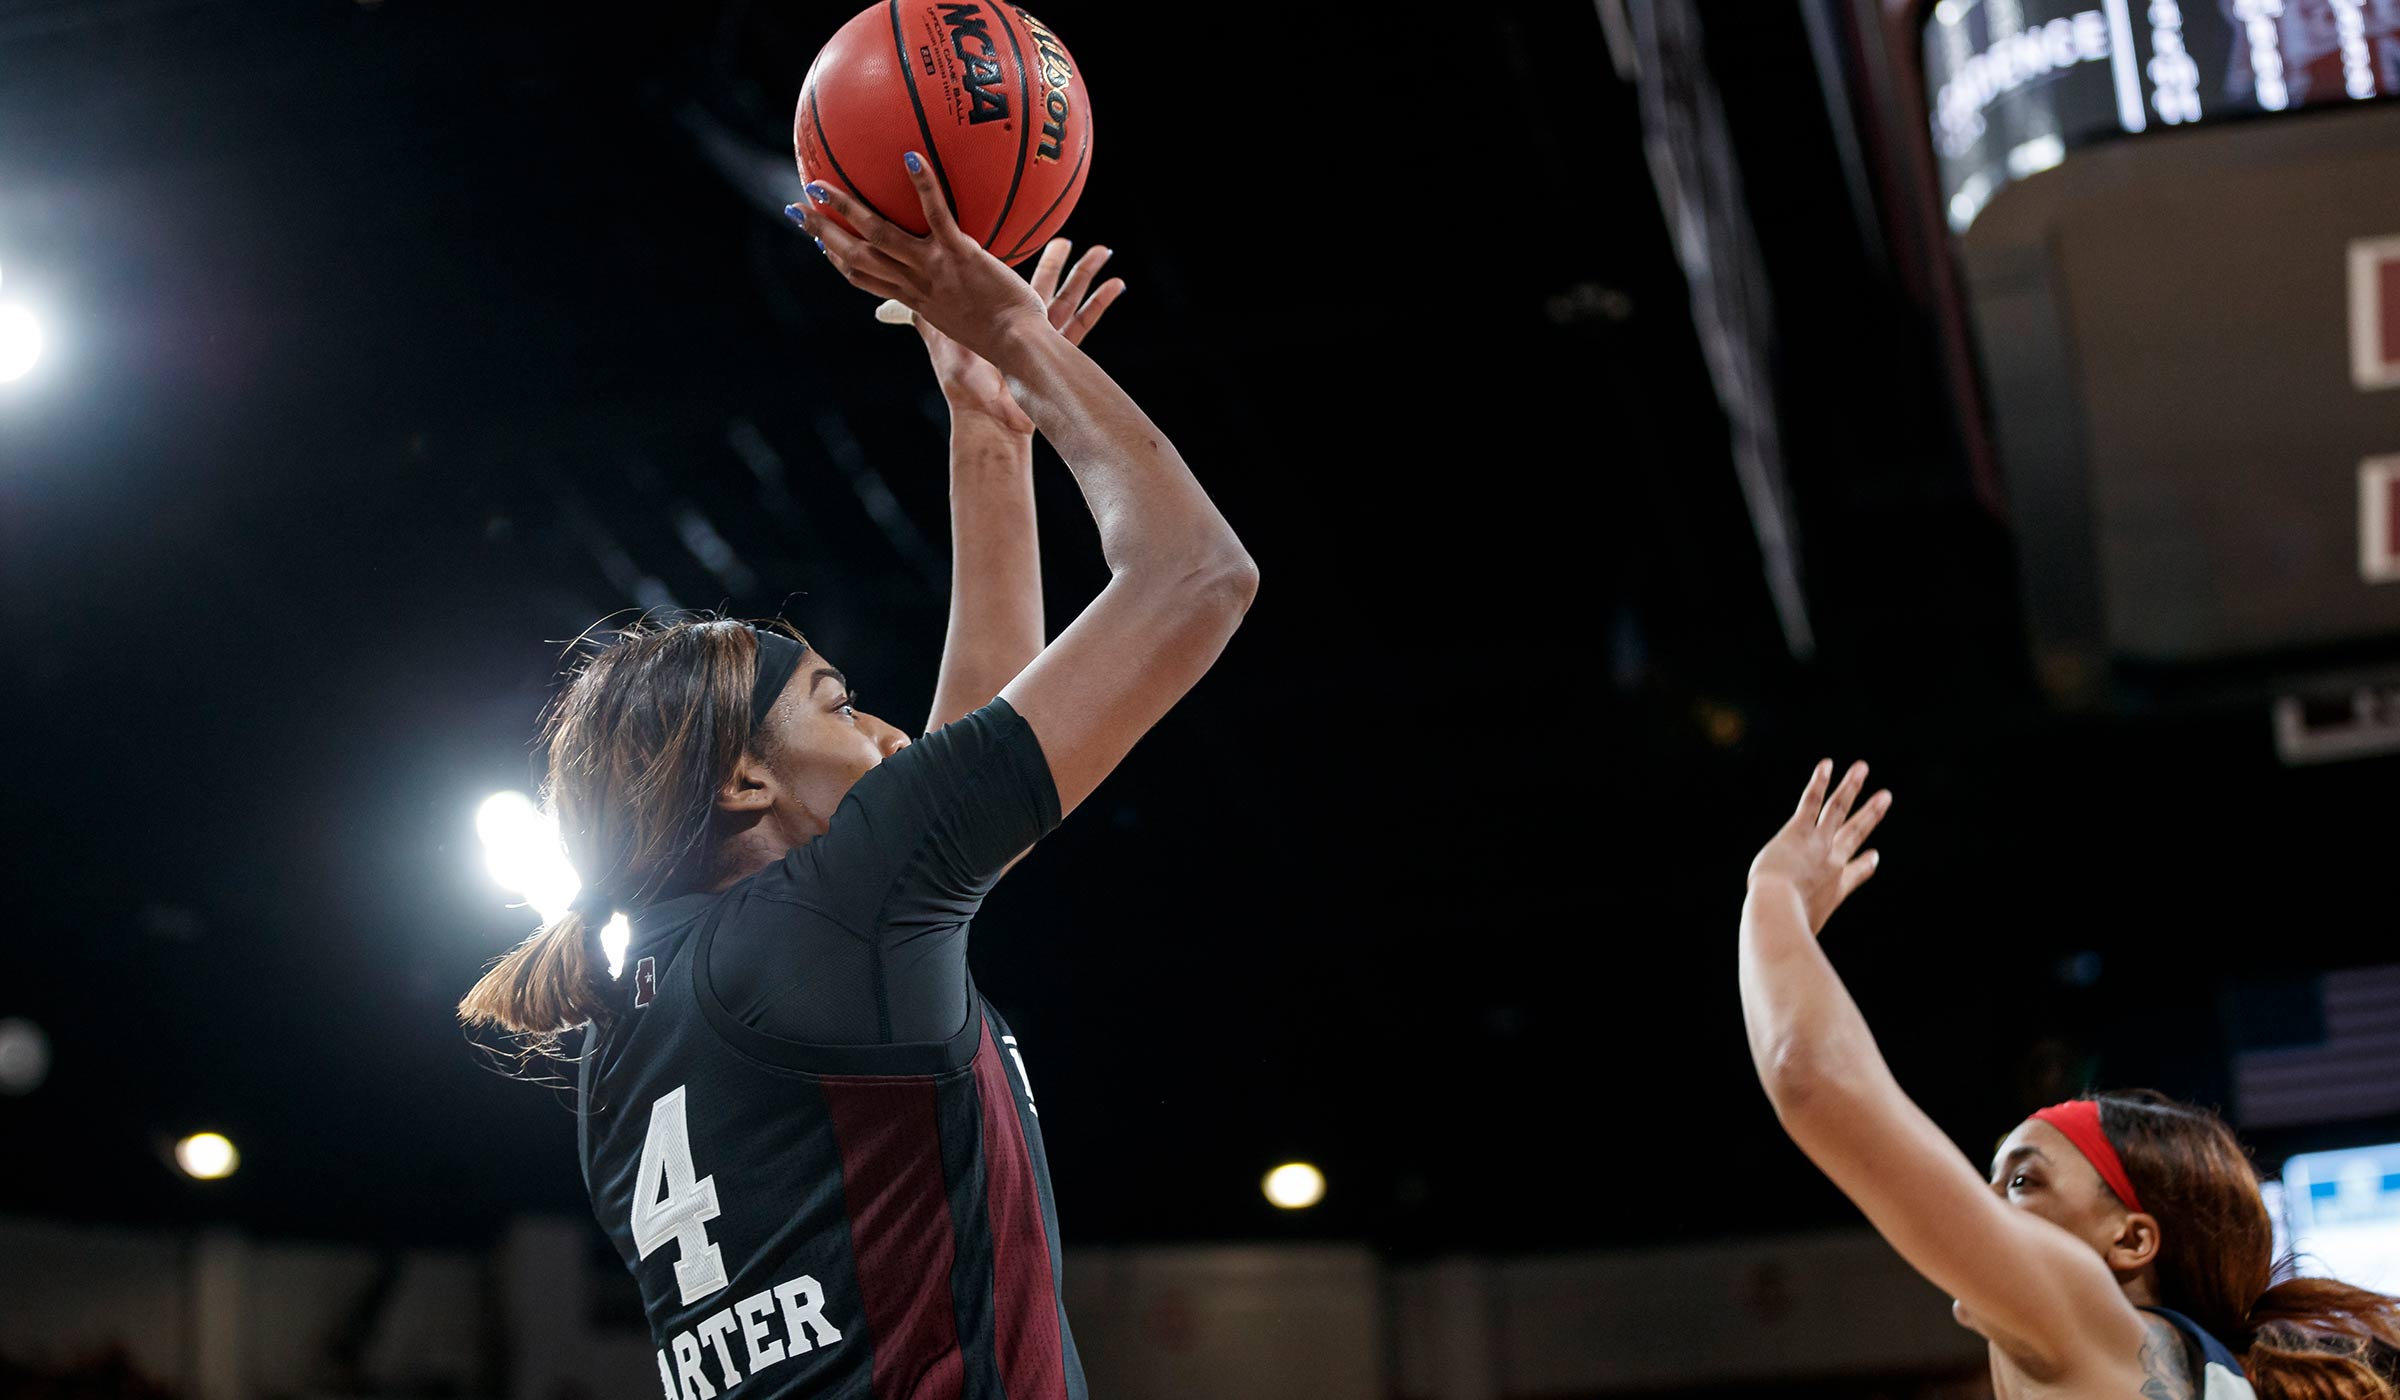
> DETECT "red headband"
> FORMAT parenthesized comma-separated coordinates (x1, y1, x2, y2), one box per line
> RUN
(2030, 1100, 2147, 1215)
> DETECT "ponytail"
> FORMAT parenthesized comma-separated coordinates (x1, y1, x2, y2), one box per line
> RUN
(459, 615, 772, 1065)
(2242, 1277, 2400, 1400)
(457, 908, 610, 1055)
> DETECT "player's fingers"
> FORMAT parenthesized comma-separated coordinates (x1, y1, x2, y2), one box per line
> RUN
(1817, 760, 1869, 831)
(1828, 790, 1893, 863)
(792, 199, 897, 273)
(1792, 759, 1833, 825)
(1027, 239, 1071, 304)
(875, 298, 918, 326)
(822, 231, 911, 290)
(1835, 850, 1881, 904)
(1058, 277, 1125, 346)
(798, 213, 911, 299)
(1047, 245, 1112, 328)
(899, 152, 964, 241)
(799, 182, 925, 268)
(833, 262, 909, 302)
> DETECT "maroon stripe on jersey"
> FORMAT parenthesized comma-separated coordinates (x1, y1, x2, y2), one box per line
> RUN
(973, 1022, 1067, 1400)
(820, 1076, 966, 1400)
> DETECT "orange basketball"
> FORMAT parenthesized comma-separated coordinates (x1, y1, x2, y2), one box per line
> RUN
(795, 3, 1093, 265)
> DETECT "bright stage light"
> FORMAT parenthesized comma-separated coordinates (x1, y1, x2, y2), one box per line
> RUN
(0, 304, 41, 382)
(1262, 1161, 1326, 1210)
(475, 790, 630, 976)
(175, 1132, 239, 1180)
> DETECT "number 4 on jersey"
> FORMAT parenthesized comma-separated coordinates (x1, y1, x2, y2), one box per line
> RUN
(631, 1085, 729, 1305)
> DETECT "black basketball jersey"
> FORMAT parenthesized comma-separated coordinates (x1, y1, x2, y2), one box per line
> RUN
(575, 699, 1086, 1400)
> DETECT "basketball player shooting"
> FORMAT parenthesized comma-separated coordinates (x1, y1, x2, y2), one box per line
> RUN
(460, 152, 1253, 1400)
(1738, 761, 2400, 1399)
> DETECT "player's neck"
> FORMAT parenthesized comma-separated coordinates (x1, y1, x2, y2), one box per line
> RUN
(2117, 1271, 2162, 1310)
(703, 810, 817, 893)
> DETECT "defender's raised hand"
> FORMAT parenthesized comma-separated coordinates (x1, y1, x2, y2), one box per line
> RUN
(1747, 760, 1893, 936)
(790, 153, 1053, 365)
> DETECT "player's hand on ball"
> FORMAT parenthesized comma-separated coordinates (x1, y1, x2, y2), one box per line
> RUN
(1747, 760, 1892, 936)
(914, 239, 1125, 435)
(794, 153, 1054, 365)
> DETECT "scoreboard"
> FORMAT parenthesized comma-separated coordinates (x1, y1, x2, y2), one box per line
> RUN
(1923, 0, 2400, 230)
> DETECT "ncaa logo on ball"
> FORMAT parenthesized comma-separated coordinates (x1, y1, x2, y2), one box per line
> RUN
(935, 4, 1010, 124)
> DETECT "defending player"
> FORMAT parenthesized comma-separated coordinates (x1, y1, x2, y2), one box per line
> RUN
(460, 152, 1253, 1400)
(1739, 760, 2400, 1399)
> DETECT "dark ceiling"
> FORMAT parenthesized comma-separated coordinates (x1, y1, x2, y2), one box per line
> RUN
(2, 0, 2393, 1258)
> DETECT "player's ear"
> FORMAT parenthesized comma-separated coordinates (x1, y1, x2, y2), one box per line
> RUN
(2107, 1211, 2162, 1273)
(716, 751, 775, 814)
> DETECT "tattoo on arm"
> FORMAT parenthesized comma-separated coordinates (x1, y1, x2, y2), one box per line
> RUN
(2139, 1317, 2196, 1400)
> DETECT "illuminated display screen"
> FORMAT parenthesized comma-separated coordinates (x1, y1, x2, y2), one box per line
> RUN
(1922, 0, 2400, 231)
(2275, 1142, 2400, 1293)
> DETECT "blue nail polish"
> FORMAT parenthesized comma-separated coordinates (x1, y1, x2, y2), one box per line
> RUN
(784, 203, 807, 226)
(814, 238, 826, 253)
(807, 183, 828, 204)
(904, 151, 921, 173)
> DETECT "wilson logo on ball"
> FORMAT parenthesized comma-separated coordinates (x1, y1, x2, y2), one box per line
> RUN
(1016, 8, 1074, 162)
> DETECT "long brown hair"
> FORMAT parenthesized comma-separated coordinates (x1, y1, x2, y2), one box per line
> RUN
(458, 616, 784, 1051)
(2094, 1090, 2400, 1400)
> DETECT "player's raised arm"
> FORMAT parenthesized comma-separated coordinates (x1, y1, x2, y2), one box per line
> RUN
(799, 154, 1254, 817)
(1736, 761, 2149, 1378)
(911, 238, 1126, 737)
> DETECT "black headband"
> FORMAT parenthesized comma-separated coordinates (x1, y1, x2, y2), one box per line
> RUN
(750, 627, 807, 728)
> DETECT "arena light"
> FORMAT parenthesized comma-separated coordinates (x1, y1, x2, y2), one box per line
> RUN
(1262, 1161, 1326, 1210)
(174, 1132, 240, 1180)
(0, 303, 41, 382)
(0, 1017, 50, 1095)
(475, 790, 630, 976)
(476, 791, 578, 920)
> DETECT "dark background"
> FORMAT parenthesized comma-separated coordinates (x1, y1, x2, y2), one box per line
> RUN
(1, 0, 2391, 1259)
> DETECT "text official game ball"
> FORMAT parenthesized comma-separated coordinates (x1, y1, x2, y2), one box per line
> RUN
(795, 3, 1093, 264)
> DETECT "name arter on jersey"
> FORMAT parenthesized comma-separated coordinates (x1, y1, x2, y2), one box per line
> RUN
(654, 1272, 844, 1400)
